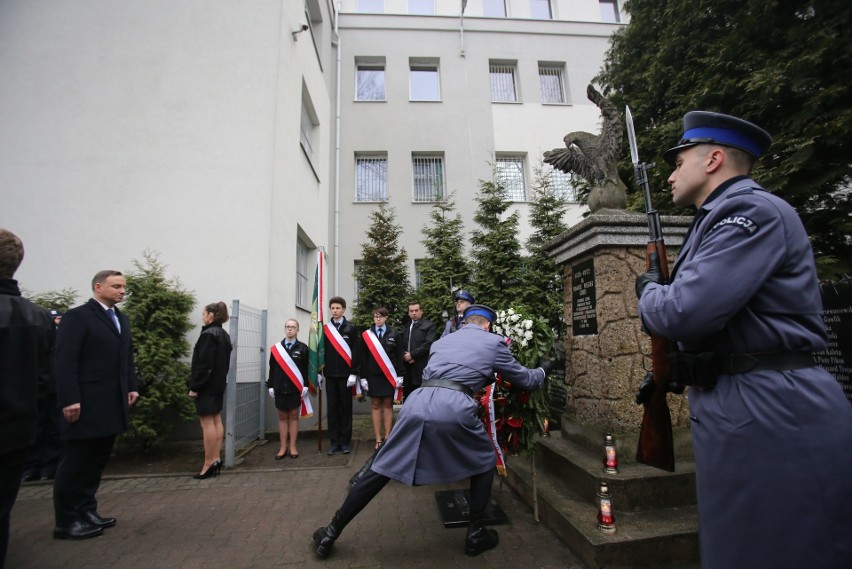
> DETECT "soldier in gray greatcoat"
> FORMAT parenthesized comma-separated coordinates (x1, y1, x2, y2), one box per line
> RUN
(312, 304, 549, 559)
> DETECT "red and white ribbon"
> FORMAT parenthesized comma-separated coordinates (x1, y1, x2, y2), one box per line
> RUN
(483, 382, 506, 476)
(271, 342, 313, 418)
(362, 330, 402, 403)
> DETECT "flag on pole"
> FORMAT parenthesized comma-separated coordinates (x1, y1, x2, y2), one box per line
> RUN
(308, 249, 325, 394)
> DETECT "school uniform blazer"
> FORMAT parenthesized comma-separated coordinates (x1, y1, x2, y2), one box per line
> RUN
(54, 299, 138, 440)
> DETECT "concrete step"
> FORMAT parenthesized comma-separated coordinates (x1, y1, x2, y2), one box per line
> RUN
(535, 435, 697, 511)
(504, 437, 699, 569)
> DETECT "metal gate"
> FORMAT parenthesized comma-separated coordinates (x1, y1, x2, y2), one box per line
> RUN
(224, 300, 268, 467)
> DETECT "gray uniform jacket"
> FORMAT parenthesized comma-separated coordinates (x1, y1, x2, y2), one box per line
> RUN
(370, 324, 545, 486)
(639, 177, 852, 569)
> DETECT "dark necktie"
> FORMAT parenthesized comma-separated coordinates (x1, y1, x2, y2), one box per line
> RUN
(334, 320, 341, 330)
(377, 328, 383, 340)
(106, 308, 120, 332)
(286, 342, 293, 351)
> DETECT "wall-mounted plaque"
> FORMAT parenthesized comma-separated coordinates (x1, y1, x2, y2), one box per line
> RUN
(815, 280, 852, 404)
(571, 258, 597, 336)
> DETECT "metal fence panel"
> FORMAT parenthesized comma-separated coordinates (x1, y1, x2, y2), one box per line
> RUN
(224, 300, 267, 467)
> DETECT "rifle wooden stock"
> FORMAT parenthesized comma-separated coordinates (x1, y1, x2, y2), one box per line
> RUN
(636, 240, 675, 472)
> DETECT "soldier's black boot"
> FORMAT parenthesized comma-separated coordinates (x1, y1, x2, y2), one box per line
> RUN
(464, 510, 499, 556)
(312, 510, 348, 558)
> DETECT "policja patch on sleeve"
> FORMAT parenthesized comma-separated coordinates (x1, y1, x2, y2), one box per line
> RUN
(709, 215, 759, 236)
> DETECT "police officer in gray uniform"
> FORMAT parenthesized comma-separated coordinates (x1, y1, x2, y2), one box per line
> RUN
(312, 304, 549, 559)
(636, 111, 852, 569)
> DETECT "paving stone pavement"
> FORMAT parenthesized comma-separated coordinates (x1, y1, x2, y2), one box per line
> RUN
(8, 440, 587, 569)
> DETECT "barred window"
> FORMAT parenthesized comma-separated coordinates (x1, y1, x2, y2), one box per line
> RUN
(549, 166, 578, 202)
(355, 154, 388, 202)
(356, 64, 385, 101)
(414, 259, 424, 290)
(539, 64, 565, 104)
(296, 239, 309, 307)
(496, 155, 527, 201)
(530, 0, 552, 20)
(483, 0, 506, 17)
(489, 62, 518, 102)
(412, 154, 444, 202)
(600, 0, 620, 23)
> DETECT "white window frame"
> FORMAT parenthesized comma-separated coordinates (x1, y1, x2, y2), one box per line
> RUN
(483, 0, 507, 17)
(599, 0, 621, 23)
(355, 153, 388, 202)
(300, 90, 318, 166)
(409, 60, 441, 101)
(408, 0, 434, 15)
(296, 239, 309, 308)
(530, 0, 552, 20)
(411, 153, 445, 202)
(489, 61, 518, 103)
(414, 259, 424, 290)
(539, 63, 566, 104)
(496, 154, 527, 201)
(357, 0, 383, 13)
(356, 59, 386, 101)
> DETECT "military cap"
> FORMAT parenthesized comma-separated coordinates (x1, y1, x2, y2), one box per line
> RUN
(463, 304, 496, 323)
(453, 289, 475, 304)
(663, 111, 772, 165)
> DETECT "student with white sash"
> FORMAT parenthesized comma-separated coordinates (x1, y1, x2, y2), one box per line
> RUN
(321, 296, 360, 456)
(266, 319, 310, 460)
(358, 306, 403, 450)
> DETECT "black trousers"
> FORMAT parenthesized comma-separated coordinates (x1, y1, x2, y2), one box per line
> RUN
(53, 436, 115, 527)
(325, 376, 353, 446)
(0, 446, 29, 569)
(340, 467, 495, 524)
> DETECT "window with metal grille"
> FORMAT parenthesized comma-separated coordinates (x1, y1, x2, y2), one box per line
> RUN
(296, 239, 309, 307)
(496, 155, 527, 201)
(539, 63, 566, 104)
(410, 64, 440, 101)
(489, 62, 518, 102)
(356, 64, 386, 101)
(355, 154, 388, 202)
(530, 0, 552, 19)
(599, 0, 620, 23)
(549, 166, 578, 202)
(411, 154, 444, 202)
(483, 0, 506, 17)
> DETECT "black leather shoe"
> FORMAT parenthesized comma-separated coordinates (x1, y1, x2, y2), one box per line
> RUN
(341, 444, 352, 454)
(53, 520, 104, 540)
(327, 445, 340, 456)
(81, 510, 117, 529)
(465, 521, 499, 556)
(21, 470, 38, 483)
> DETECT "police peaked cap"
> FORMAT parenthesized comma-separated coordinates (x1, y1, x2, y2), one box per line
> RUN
(463, 304, 496, 323)
(663, 111, 772, 165)
(453, 289, 476, 304)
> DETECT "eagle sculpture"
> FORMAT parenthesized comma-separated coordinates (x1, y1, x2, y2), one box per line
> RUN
(543, 84, 627, 212)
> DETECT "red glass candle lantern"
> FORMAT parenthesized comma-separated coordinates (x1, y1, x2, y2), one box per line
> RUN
(596, 481, 616, 533)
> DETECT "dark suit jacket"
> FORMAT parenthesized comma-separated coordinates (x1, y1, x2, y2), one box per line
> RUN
(54, 298, 138, 440)
(401, 318, 437, 387)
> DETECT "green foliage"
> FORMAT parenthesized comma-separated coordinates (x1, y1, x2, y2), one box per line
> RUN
(24, 288, 78, 312)
(597, 0, 852, 278)
(470, 178, 524, 308)
(521, 163, 569, 341)
(120, 251, 196, 451)
(417, 193, 471, 324)
(352, 203, 412, 328)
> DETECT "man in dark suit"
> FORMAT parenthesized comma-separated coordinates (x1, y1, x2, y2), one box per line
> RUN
(400, 301, 437, 402)
(52, 270, 138, 540)
(0, 228, 54, 567)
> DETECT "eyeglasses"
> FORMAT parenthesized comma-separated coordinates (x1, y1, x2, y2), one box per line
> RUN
(285, 325, 298, 329)
(373, 314, 387, 319)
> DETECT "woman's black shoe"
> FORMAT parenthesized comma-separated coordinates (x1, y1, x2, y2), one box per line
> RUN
(193, 460, 221, 479)
(275, 451, 288, 460)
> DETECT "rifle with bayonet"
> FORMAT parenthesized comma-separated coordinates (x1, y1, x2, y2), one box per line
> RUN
(625, 106, 677, 472)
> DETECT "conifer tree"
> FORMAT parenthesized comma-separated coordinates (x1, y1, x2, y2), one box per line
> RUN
(352, 203, 412, 328)
(417, 193, 470, 325)
(522, 163, 569, 340)
(470, 177, 524, 309)
(120, 251, 196, 450)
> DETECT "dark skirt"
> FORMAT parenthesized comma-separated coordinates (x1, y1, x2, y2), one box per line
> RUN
(366, 375, 395, 398)
(274, 392, 301, 412)
(195, 394, 224, 416)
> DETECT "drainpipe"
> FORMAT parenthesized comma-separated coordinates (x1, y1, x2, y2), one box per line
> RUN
(332, 1, 342, 293)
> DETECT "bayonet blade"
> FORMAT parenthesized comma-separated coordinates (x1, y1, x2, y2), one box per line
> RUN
(625, 105, 640, 166)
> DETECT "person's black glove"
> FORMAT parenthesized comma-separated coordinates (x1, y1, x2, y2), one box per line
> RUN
(537, 359, 553, 375)
(635, 251, 663, 299)
(635, 371, 655, 405)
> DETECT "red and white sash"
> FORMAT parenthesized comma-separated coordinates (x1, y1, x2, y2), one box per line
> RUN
(271, 342, 313, 418)
(362, 329, 402, 403)
(324, 322, 352, 366)
(483, 382, 506, 476)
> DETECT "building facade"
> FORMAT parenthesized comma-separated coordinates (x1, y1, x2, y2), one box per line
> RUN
(1, 0, 624, 339)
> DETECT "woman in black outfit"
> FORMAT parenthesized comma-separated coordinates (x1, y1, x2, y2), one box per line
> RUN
(188, 302, 232, 479)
